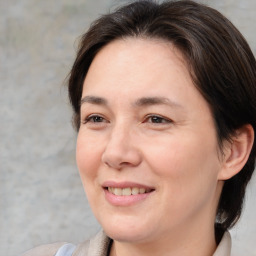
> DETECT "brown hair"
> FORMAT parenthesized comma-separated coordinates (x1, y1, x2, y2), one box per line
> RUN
(68, 0, 256, 242)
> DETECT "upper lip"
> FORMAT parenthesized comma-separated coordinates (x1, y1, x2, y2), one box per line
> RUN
(102, 181, 155, 190)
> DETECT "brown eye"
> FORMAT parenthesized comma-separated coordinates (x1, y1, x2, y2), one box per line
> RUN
(83, 115, 107, 124)
(90, 116, 104, 122)
(145, 115, 172, 124)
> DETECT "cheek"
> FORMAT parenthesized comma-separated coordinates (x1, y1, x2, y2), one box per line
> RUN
(148, 139, 220, 223)
(76, 132, 103, 181)
(146, 128, 219, 172)
(76, 133, 105, 212)
(142, 136, 203, 175)
(143, 132, 220, 195)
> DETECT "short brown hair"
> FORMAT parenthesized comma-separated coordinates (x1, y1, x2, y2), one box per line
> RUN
(68, 0, 256, 242)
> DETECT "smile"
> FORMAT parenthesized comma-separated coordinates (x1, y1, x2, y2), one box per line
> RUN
(102, 181, 155, 206)
(107, 187, 153, 196)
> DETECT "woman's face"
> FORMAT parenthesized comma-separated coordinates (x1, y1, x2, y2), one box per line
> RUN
(76, 38, 224, 244)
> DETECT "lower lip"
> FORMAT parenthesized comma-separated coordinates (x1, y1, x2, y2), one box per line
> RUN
(104, 189, 154, 206)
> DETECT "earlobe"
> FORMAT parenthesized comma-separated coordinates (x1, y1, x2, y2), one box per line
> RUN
(218, 124, 254, 181)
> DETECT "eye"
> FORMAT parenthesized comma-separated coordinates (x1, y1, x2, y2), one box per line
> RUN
(84, 115, 104, 123)
(82, 114, 109, 126)
(144, 115, 172, 124)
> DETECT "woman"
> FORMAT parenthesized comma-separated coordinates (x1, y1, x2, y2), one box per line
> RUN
(22, 0, 256, 255)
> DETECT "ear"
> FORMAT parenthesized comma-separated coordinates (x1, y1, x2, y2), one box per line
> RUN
(218, 124, 254, 181)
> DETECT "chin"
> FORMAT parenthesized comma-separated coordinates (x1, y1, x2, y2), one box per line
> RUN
(105, 228, 149, 243)
(99, 217, 156, 243)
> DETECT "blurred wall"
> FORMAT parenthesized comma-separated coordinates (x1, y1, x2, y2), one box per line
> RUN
(1, 1, 255, 255)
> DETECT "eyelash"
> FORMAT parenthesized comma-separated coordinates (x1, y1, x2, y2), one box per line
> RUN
(82, 114, 108, 124)
(81, 114, 172, 126)
(143, 114, 172, 124)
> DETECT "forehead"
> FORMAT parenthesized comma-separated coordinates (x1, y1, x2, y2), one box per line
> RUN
(82, 38, 192, 95)
(81, 38, 215, 133)
(91, 37, 188, 69)
(81, 38, 213, 121)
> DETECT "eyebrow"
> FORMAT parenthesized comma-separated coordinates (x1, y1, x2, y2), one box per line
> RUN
(80, 95, 182, 109)
(80, 96, 108, 106)
(134, 97, 182, 108)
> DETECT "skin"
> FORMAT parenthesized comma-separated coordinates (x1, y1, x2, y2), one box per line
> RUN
(76, 38, 237, 256)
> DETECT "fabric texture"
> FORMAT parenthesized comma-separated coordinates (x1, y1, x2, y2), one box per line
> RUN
(73, 230, 110, 256)
(20, 242, 67, 256)
(21, 229, 231, 256)
(72, 230, 231, 256)
(55, 243, 76, 256)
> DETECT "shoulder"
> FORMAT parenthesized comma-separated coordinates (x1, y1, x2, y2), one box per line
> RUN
(21, 242, 67, 256)
(20, 230, 111, 256)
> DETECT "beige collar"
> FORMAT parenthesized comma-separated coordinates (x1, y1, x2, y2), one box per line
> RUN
(75, 230, 231, 256)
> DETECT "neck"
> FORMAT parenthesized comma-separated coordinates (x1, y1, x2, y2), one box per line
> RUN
(109, 213, 217, 256)
(110, 229, 216, 256)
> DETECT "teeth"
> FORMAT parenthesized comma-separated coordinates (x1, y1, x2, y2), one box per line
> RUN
(114, 188, 122, 196)
(139, 188, 146, 194)
(132, 187, 139, 195)
(122, 188, 131, 196)
(108, 187, 151, 196)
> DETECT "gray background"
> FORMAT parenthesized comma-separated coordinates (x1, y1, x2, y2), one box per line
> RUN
(1, 1, 255, 255)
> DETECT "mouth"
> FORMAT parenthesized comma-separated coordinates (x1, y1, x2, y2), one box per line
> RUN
(102, 181, 155, 206)
(105, 187, 154, 196)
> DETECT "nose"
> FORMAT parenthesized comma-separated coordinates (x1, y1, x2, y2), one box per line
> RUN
(101, 125, 142, 170)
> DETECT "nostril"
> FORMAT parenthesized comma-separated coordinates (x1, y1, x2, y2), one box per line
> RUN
(101, 139, 142, 169)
